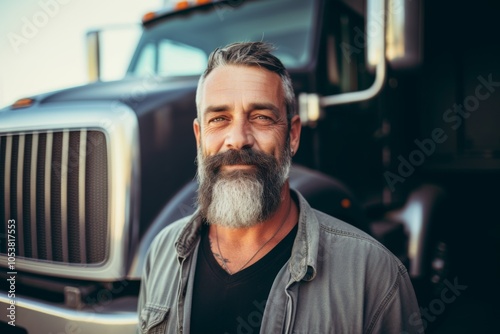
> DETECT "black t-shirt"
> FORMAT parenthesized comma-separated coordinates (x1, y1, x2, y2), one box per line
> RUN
(190, 223, 298, 334)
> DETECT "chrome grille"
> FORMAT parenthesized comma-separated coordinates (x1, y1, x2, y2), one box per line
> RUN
(0, 129, 109, 265)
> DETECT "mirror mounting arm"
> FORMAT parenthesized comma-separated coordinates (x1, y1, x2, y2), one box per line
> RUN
(321, 0, 386, 107)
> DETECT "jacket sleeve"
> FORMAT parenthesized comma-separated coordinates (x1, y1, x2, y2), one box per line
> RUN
(368, 265, 425, 334)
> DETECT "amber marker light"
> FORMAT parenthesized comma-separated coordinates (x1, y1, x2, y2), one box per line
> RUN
(175, 1, 190, 10)
(142, 11, 157, 23)
(11, 98, 35, 109)
(341, 198, 351, 209)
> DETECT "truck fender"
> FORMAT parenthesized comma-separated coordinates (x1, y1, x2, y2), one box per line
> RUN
(128, 180, 198, 279)
(387, 184, 448, 279)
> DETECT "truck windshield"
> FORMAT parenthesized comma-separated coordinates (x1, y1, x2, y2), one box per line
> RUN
(127, 0, 316, 77)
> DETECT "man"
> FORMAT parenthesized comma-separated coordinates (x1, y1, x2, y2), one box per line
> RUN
(138, 42, 422, 334)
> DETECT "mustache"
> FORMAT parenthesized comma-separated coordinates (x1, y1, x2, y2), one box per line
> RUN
(202, 149, 278, 174)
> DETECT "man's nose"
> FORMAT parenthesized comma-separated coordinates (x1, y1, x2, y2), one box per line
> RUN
(225, 118, 255, 150)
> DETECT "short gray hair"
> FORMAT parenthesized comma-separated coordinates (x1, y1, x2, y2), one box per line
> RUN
(195, 42, 296, 124)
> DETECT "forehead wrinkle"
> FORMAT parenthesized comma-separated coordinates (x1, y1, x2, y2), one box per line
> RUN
(200, 65, 285, 118)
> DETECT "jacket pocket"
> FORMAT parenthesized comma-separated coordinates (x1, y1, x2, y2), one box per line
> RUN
(140, 305, 170, 334)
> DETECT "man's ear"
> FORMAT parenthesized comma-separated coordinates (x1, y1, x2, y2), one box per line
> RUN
(289, 114, 301, 155)
(193, 118, 201, 147)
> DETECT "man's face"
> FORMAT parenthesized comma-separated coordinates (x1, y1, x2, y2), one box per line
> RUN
(194, 65, 301, 228)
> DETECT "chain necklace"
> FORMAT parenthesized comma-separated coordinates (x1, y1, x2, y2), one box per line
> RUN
(215, 201, 291, 275)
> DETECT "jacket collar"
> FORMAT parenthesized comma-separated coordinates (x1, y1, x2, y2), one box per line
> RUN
(289, 189, 319, 282)
(174, 189, 320, 281)
(174, 209, 204, 258)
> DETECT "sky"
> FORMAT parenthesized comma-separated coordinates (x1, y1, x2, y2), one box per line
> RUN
(0, 0, 163, 109)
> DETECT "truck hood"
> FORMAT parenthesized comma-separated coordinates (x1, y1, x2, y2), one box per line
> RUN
(31, 76, 199, 115)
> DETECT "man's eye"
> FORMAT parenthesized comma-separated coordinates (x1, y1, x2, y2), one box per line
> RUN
(254, 115, 275, 125)
(209, 117, 226, 123)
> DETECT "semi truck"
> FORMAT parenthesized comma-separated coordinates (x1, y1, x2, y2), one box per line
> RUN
(1, 0, 499, 332)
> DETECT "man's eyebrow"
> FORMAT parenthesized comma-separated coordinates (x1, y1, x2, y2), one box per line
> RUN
(204, 104, 231, 114)
(247, 103, 281, 119)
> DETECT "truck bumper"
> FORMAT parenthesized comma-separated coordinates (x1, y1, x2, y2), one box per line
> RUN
(0, 292, 137, 333)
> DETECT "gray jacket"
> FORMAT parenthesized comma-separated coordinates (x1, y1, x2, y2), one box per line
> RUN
(138, 190, 423, 334)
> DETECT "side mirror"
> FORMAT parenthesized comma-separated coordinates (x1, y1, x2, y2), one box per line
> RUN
(85, 25, 142, 83)
(385, 0, 422, 69)
(300, 0, 422, 121)
(86, 30, 101, 82)
(321, 0, 387, 107)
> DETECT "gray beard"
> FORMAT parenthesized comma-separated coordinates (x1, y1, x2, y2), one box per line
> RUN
(196, 143, 291, 228)
(207, 171, 265, 228)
